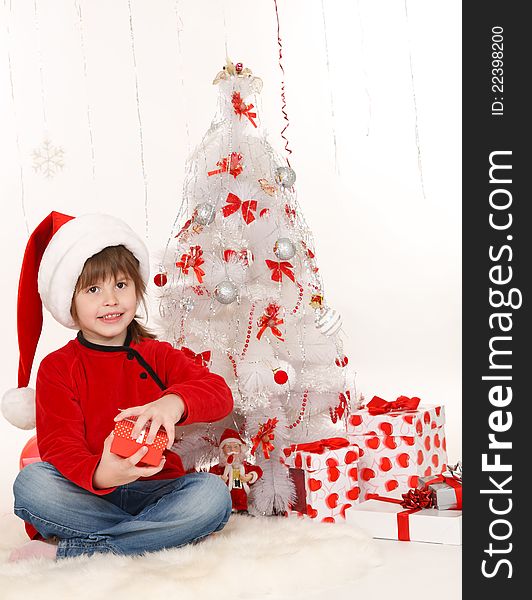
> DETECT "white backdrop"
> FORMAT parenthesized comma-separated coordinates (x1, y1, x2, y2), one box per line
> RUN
(0, 0, 461, 510)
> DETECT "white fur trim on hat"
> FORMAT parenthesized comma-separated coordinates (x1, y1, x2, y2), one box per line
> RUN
(2, 387, 36, 430)
(38, 214, 150, 329)
(220, 437, 244, 448)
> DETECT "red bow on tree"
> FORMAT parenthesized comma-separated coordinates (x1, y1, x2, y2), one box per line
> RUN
(222, 193, 258, 224)
(208, 152, 244, 178)
(251, 418, 279, 459)
(265, 260, 295, 283)
(181, 347, 211, 367)
(401, 488, 434, 510)
(256, 303, 284, 341)
(366, 395, 421, 415)
(231, 91, 257, 128)
(176, 246, 205, 283)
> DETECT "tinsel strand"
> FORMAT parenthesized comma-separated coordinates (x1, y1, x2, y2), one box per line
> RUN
(4, 0, 29, 235)
(127, 0, 150, 239)
(404, 0, 426, 200)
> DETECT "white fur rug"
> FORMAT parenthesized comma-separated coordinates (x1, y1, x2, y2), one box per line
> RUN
(0, 511, 380, 600)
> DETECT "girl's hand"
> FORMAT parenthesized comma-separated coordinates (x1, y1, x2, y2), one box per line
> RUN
(93, 432, 166, 489)
(114, 394, 185, 449)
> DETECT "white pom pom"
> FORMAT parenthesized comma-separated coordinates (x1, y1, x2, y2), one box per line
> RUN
(2, 387, 36, 430)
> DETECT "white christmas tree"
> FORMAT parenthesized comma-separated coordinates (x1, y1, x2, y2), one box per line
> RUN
(155, 59, 360, 515)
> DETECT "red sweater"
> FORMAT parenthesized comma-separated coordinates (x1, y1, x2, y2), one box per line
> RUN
(26, 331, 233, 539)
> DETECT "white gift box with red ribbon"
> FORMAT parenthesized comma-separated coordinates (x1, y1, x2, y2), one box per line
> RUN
(344, 397, 448, 500)
(345, 497, 462, 545)
(282, 438, 361, 523)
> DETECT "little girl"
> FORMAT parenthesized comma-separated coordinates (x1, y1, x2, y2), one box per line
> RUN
(3, 211, 233, 561)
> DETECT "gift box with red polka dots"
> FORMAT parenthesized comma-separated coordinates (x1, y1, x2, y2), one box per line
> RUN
(281, 441, 361, 523)
(344, 404, 447, 500)
(111, 416, 168, 467)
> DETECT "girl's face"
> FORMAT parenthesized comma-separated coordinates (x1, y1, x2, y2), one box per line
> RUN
(72, 273, 137, 346)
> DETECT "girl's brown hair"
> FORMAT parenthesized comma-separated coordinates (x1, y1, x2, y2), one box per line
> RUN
(70, 245, 156, 343)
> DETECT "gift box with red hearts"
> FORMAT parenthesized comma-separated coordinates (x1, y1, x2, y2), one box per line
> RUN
(344, 397, 448, 500)
(110, 416, 169, 467)
(345, 497, 462, 545)
(281, 438, 361, 523)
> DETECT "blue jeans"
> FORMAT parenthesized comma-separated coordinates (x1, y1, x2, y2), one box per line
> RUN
(13, 462, 232, 559)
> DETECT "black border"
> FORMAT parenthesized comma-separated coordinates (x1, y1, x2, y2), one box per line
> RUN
(463, 3, 529, 592)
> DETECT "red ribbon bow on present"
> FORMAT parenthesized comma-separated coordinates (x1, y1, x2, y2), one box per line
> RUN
(181, 347, 211, 367)
(176, 246, 205, 283)
(265, 259, 295, 283)
(208, 152, 244, 178)
(222, 193, 258, 224)
(401, 488, 435, 510)
(366, 395, 421, 415)
(232, 91, 258, 128)
(292, 437, 350, 454)
(256, 303, 284, 341)
(251, 417, 279, 459)
(367, 493, 427, 542)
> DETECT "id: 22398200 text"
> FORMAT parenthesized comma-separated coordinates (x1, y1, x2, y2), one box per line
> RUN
(491, 26, 504, 116)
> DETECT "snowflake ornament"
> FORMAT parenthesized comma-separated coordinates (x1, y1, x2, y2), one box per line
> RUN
(32, 138, 65, 178)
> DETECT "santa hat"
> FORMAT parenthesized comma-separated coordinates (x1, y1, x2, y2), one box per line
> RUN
(219, 428, 245, 449)
(2, 211, 150, 430)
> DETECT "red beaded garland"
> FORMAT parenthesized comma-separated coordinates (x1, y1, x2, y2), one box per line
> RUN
(287, 390, 309, 429)
(240, 304, 255, 359)
(235, 62, 243, 72)
(291, 283, 304, 315)
(227, 353, 238, 377)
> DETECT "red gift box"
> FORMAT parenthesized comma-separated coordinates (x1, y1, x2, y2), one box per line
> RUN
(110, 416, 169, 466)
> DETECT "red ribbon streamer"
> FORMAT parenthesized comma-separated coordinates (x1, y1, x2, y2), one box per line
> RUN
(223, 248, 252, 266)
(424, 474, 462, 509)
(176, 245, 205, 283)
(251, 418, 279, 459)
(256, 303, 284, 341)
(366, 395, 421, 415)
(208, 152, 243, 178)
(292, 437, 349, 454)
(232, 92, 257, 128)
(181, 347, 211, 367)
(265, 259, 295, 283)
(222, 192, 257, 224)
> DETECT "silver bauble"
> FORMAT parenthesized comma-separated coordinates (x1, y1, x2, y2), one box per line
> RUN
(214, 280, 238, 304)
(194, 202, 216, 226)
(273, 238, 296, 260)
(315, 307, 342, 337)
(274, 166, 296, 188)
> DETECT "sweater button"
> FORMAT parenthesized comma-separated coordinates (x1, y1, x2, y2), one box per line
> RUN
(127, 352, 134, 360)
(140, 372, 148, 379)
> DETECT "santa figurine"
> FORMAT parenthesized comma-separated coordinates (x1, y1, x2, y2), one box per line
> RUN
(209, 428, 263, 513)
